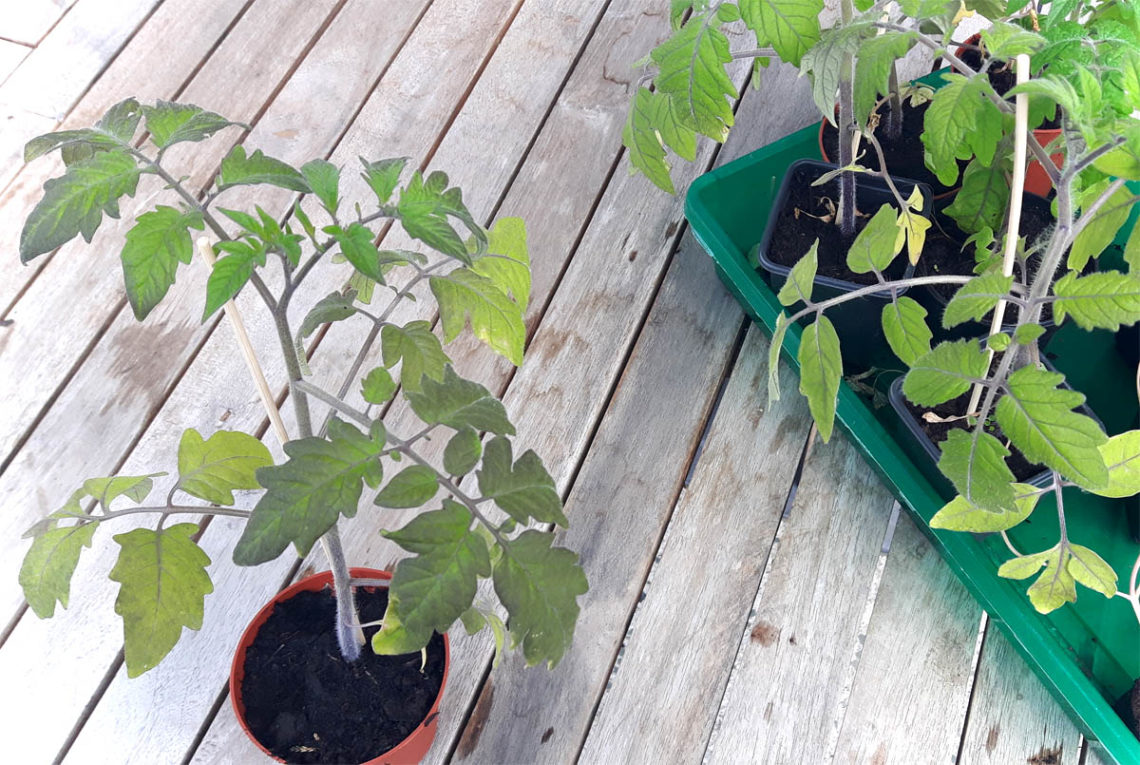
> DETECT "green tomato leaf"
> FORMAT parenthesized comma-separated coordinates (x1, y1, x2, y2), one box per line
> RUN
(777, 239, 817, 307)
(203, 249, 260, 320)
(981, 21, 1047, 58)
(406, 366, 515, 435)
(176, 428, 272, 505)
(767, 312, 790, 404)
(1014, 323, 1046, 345)
(330, 222, 386, 283)
(444, 427, 483, 476)
(374, 465, 439, 509)
(651, 14, 738, 141)
(492, 529, 588, 668)
(740, 0, 822, 67)
(477, 436, 567, 526)
(81, 473, 160, 508)
(110, 524, 213, 677)
(360, 156, 407, 205)
(942, 273, 1016, 329)
(930, 483, 1039, 531)
(473, 217, 530, 310)
(299, 289, 358, 339)
(20, 522, 97, 618)
(396, 171, 475, 261)
(381, 321, 450, 392)
(375, 500, 490, 651)
(847, 205, 902, 274)
(798, 316, 842, 442)
(1052, 270, 1140, 331)
(20, 149, 143, 262)
(1067, 543, 1118, 598)
(217, 146, 309, 192)
(902, 339, 989, 406)
(854, 32, 912, 125)
(922, 75, 1003, 186)
(938, 429, 1018, 513)
(1070, 179, 1134, 270)
(142, 101, 236, 149)
(430, 268, 525, 366)
(233, 419, 385, 563)
(361, 366, 397, 405)
(881, 296, 932, 366)
(1092, 430, 1140, 498)
(944, 158, 1012, 235)
(624, 88, 678, 194)
(120, 206, 205, 320)
(300, 159, 340, 215)
(995, 366, 1108, 489)
(799, 23, 864, 122)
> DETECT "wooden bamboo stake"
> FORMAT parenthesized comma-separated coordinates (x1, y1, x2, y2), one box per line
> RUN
(196, 237, 290, 447)
(968, 53, 1031, 415)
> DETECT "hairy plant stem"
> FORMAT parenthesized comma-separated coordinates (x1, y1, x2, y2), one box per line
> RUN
(886, 63, 903, 140)
(836, 0, 857, 237)
(87, 504, 253, 522)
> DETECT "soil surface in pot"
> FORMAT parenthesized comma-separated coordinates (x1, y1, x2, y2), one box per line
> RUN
(241, 586, 445, 764)
(918, 194, 1062, 321)
(766, 164, 911, 286)
(821, 101, 959, 195)
(901, 388, 1040, 481)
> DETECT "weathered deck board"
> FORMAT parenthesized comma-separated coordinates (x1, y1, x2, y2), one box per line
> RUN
(0, 39, 30, 82)
(0, 0, 252, 314)
(1, 0, 78, 46)
(0, 0, 351, 625)
(578, 325, 813, 765)
(0, 0, 161, 186)
(703, 432, 897, 763)
(833, 514, 982, 762)
(0, 0, 338, 468)
(958, 623, 1084, 764)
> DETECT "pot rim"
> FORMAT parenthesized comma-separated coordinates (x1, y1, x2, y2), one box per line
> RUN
(229, 567, 450, 764)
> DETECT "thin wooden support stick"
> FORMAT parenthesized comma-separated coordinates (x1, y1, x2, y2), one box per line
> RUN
(968, 53, 1031, 415)
(196, 237, 290, 447)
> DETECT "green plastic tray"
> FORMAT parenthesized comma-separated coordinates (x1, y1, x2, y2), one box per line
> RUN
(685, 123, 1140, 764)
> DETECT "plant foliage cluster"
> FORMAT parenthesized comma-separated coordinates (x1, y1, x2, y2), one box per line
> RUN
(18, 99, 587, 677)
(627, 0, 1140, 623)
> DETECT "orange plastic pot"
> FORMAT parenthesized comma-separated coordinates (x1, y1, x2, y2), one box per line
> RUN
(955, 34, 1063, 197)
(230, 568, 450, 765)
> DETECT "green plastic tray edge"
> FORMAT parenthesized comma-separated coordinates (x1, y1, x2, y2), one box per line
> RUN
(684, 124, 1140, 764)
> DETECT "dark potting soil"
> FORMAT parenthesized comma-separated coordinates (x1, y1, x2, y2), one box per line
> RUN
(902, 388, 1041, 482)
(240, 586, 445, 764)
(765, 164, 911, 286)
(1114, 678, 1140, 739)
(917, 194, 1061, 321)
(821, 100, 961, 194)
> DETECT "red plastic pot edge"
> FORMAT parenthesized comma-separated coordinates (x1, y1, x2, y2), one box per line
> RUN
(955, 33, 1064, 198)
(230, 568, 450, 765)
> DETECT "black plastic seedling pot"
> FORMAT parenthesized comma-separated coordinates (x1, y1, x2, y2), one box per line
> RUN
(685, 122, 1140, 764)
(754, 158, 926, 370)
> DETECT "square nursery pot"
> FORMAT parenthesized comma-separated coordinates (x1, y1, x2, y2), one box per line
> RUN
(887, 352, 1105, 494)
(755, 158, 926, 371)
(231, 568, 449, 765)
(685, 121, 1140, 764)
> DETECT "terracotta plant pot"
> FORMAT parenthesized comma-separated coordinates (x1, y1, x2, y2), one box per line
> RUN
(230, 568, 450, 765)
(954, 33, 1063, 196)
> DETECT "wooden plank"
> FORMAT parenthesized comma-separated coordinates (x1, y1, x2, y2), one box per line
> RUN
(187, 1, 691, 759)
(0, 0, 78, 46)
(702, 433, 896, 762)
(958, 623, 1084, 764)
(0, 0, 252, 314)
(0, 39, 30, 82)
(577, 326, 813, 764)
(0, 0, 350, 624)
(833, 515, 982, 763)
(0, 0, 342, 464)
(0, 0, 162, 184)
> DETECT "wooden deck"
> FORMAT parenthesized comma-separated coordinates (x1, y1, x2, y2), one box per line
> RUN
(0, 1, 1110, 762)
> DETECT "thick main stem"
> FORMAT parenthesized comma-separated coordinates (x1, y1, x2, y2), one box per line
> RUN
(886, 63, 903, 140)
(269, 296, 365, 662)
(836, 0, 857, 237)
